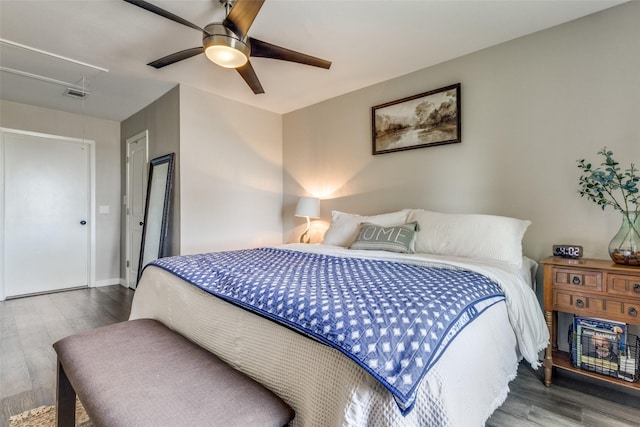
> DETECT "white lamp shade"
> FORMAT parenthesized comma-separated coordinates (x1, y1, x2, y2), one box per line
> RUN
(295, 197, 320, 218)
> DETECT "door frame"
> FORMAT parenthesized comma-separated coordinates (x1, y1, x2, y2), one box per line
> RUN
(125, 130, 148, 289)
(0, 127, 96, 301)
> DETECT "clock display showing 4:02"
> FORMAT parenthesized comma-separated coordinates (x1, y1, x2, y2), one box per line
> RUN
(552, 244, 583, 258)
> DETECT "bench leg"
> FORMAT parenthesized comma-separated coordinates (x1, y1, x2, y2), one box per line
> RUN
(56, 360, 76, 427)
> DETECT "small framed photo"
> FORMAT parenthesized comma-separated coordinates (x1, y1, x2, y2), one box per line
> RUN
(371, 83, 461, 155)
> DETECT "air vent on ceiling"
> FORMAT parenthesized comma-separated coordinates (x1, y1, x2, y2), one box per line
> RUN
(63, 87, 89, 99)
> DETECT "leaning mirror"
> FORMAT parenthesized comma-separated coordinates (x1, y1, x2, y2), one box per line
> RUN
(137, 153, 175, 283)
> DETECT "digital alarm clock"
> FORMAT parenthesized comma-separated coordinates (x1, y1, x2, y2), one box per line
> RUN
(552, 244, 583, 258)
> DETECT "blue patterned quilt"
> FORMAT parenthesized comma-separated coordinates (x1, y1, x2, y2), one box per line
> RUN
(149, 247, 505, 414)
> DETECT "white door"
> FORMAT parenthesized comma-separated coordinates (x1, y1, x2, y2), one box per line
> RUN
(126, 131, 148, 289)
(2, 130, 91, 297)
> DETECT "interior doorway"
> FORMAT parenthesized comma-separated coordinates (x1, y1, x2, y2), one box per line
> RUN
(125, 131, 148, 289)
(1, 128, 95, 299)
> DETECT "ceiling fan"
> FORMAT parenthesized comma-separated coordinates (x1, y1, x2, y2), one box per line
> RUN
(123, 0, 332, 94)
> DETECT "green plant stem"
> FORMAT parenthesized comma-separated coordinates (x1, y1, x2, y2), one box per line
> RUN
(622, 212, 640, 248)
(577, 148, 639, 224)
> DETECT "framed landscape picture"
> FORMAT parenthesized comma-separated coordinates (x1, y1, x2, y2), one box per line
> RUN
(371, 83, 461, 155)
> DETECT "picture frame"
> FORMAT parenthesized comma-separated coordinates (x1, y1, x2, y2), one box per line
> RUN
(371, 83, 461, 155)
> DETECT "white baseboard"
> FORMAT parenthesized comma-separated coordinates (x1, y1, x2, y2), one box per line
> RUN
(93, 278, 125, 288)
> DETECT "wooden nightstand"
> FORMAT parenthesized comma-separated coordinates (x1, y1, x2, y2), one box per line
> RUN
(541, 256, 640, 389)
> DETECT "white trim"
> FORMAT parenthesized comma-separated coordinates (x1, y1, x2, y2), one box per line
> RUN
(0, 127, 96, 299)
(0, 66, 92, 93)
(88, 135, 96, 288)
(125, 130, 149, 290)
(0, 130, 5, 301)
(0, 38, 109, 73)
(94, 278, 125, 287)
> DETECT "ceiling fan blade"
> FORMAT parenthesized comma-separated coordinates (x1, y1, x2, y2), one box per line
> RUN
(147, 47, 204, 69)
(123, 0, 210, 35)
(249, 38, 331, 69)
(236, 61, 265, 94)
(223, 0, 265, 39)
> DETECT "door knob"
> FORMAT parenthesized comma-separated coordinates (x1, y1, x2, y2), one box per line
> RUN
(80, 220, 87, 225)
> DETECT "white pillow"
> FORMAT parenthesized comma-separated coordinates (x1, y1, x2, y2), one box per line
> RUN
(407, 209, 531, 266)
(322, 209, 411, 247)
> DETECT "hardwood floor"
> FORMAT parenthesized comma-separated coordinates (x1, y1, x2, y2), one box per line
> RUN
(0, 285, 134, 427)
(488, 364, 640, 426)
(2, 285, 640, 426)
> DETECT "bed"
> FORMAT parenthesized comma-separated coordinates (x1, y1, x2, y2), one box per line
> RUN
(129, 209, 549, 426)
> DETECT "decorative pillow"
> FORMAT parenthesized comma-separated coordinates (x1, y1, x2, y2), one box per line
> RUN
(350, 222, 420, 253)
(322, 209, 411, 247)
(407, 209, 531, 266)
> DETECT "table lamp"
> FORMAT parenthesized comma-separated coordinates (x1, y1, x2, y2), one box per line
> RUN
(294, 197, 320, 243)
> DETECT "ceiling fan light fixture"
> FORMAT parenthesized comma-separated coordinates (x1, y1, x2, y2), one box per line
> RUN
(205, 44, 247, 68)
(203, 23, 249, 68)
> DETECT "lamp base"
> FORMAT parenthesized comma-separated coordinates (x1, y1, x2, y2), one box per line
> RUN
(299, 230, 310, 244)
(299, 216, 312, 244)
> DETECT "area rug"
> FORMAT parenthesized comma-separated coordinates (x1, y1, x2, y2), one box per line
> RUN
(8, 399, 91, 427)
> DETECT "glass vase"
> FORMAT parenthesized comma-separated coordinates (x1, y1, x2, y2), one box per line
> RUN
(608, 212, 640, 266)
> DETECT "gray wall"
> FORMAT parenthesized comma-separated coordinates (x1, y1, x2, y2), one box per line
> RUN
(1, 99, 122, 285)
(120, 84, 284, 265)
(282, 1, 640, 261)
(120, 86, 180, 279)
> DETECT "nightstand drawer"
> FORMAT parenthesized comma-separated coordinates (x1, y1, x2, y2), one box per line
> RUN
(552, 268, 603, 292)
(624, 302, 640, 321)
(608, 274, 640, 299)
(553, 290, 606, 314)
(596, 299, 640, 321)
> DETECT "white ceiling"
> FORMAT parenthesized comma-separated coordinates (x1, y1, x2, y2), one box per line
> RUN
(0, 0, 626, 122)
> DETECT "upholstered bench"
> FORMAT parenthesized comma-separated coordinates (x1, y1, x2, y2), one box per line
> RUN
(53, 318, 294, 427)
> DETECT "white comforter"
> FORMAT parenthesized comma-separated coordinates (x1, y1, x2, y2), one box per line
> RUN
(130, 244, 549, 426)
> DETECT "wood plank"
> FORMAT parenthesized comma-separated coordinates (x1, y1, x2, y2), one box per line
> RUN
(526, 404, 583, 426)
(0, 285, 134, 427)
(0, 335, 31, 400)
(0, 390, 36, 426)
(582, 408, 640, 427)
(485, 409, 539, 427)
(487, 363, 640, 425)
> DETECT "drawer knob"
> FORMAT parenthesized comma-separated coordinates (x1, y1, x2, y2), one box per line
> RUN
(633, 283, 640, 293)
(572, 276, 582, 285)
(629, 307, 638, 317)
(576, 299, 585, 309)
